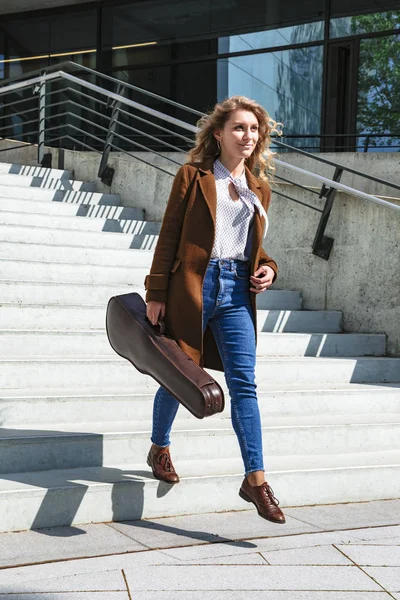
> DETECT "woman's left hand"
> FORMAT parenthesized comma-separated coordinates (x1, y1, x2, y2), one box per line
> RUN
(250, 265, 275, 294)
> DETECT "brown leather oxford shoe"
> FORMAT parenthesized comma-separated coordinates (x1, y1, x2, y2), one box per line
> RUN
(147, 445, 180, 483)
(239, 478, 286, 524)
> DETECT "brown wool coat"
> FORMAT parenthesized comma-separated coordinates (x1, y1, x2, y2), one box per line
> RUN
(144, 158, 278, 372)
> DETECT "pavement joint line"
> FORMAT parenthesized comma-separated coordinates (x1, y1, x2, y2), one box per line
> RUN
(170, 562, 357, 567)
(0, 593, 126, 595)
(121, 568, 132, 600)
(104, 522, 148, 547)
(332, 544, 397, 599)
(348, 544, 400, 547)
(112, 589, 390, 593)
(258, 551, 270, 564)
(0, 522, 399, 572)
(277, 513, 327, 529)
(155, 564, 359, 568)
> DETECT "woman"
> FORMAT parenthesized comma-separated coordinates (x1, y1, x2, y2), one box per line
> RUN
(144, 96, 285, 524)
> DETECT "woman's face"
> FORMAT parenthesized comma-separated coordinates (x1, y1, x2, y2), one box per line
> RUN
(216, 109, 260, 160)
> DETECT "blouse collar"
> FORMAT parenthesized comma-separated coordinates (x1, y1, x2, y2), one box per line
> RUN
(213, 159, 246, 183)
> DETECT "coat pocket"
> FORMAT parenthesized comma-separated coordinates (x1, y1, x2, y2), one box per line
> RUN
(170, 258, 182, 273)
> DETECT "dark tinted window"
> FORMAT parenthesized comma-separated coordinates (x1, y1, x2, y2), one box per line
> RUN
(49, 10, 97, 53)
(331, 0, 400, 18)
(2, 16, 50, 55)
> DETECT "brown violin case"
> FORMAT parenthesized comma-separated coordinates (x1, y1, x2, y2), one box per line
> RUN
(106, 292, 225, 419)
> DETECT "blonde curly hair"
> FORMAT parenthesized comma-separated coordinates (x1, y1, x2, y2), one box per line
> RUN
(188, 95, 282, 182)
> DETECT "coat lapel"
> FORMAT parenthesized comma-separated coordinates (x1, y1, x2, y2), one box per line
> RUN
(197, 160, 217, 227)
(245, 166, 267, 240)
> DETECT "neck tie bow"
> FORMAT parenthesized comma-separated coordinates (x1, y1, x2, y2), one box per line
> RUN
(228, 175, 269, 238)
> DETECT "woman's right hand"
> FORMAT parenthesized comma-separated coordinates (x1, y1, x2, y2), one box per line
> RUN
(146, 301, 166, 326)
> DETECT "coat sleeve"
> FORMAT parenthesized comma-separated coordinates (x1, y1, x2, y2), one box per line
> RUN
(257, 183, 278, 282)
(144, 165, 191, 303)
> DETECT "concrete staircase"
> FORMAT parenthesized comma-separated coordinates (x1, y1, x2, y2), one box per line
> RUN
(0, 161, 399, 533)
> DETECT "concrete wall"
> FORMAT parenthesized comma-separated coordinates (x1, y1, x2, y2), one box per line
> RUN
(265, 152, 400, 356)
(1, 140, 399, 355)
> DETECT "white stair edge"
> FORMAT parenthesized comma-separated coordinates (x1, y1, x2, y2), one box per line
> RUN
(0, 450, 399, 531)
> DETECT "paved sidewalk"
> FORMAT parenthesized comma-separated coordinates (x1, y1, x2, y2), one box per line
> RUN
(0, 499, 399, 599)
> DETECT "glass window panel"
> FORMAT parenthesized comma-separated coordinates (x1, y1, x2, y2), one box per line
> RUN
(219, 22, 324, 54)
(0, 55, 48, 144)
(104, 0, 211, 48)
(2, 17, 50, 55)
(1, 56, 48, 80)
(218, 46, 323, 149)
(112, 43, 169, 69)
(330, 10, 400, 38)
(109, 65, 175, 153)
(111, 38, 218, 72)
(174, 60, 217, 113)
(331, 0, 400, 19)
(105, 0, 325, 48)
(0, 30, 4, 80)
(113, 64, 173, 116)
(0, 10, 97, 69)
(49, 10, 97, 53)
(356, 34, 400, 151)
(174, 39, 218, 61)
(49, 50, 97, 70)
(110, 62, 207, 152)
(210, 0, 325, 38)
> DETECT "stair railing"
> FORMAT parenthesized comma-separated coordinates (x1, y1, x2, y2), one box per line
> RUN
(0, 61, 399, 260)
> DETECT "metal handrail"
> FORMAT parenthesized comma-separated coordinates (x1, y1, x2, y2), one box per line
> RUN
(273, 132, 400, 151)
(0, 64, 399, 261)
(0, 70, 199, 135)
(280, 133, 400, 139)
(65, 86, 194, 144)
(0, 60, 204, 118)
(65, 99, 186, 154)
(274, 159, 399, 211)
(0, 68, 398, 203)
(273, 139, 400, 192)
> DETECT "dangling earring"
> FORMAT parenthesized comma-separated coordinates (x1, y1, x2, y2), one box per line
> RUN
(216, 138, 221, 152)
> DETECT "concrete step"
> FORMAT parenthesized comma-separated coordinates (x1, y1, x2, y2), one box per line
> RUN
(0, 304, 341, 333)
(2, 383, 399, 427)
(0, 280, 301, 310)
(257, 289, 302, 310)
(0, 196, 146, 221)
(1, 449, 399, 531)
(0, 162, 73, 179)
(258, 309, 342, 333)
(0, 242, 154, 269)
(0, 186, 120, 205)
(0, 222, 159, 249)
(1, 356, 399, 390)
(0, 258, 149, 285)
(0, 281, 143, 305)
(0, 244, 303, 309)
(0, 173, 95, 191)
(1, 413, 399, 475)
(0, 208, 153, 235)
(0, 330, 386, 358)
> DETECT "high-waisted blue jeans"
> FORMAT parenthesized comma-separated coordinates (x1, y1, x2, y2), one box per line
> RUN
(151, 258, 264, 475)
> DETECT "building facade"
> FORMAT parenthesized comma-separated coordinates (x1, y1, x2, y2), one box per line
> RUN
(1, 0, 399, 152)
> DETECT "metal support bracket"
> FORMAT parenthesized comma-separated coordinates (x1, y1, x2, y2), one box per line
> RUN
(37, 72, 47, 166)
(98, 84, 126, 186)
(312, 167, 343, 260)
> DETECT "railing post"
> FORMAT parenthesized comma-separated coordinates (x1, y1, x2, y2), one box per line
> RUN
(37, 72, 46, 166)
(312, 167, 343, 260)
(98, 84, 126, 185)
